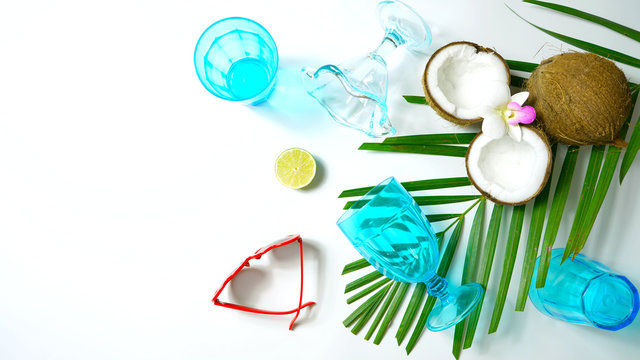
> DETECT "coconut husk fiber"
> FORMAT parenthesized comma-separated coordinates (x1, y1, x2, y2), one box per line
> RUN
(526, 52, 632, 146)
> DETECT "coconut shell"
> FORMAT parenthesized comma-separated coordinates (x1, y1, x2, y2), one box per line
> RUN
(465, 126, 553, 206)
(526, 52, 632, 146)
(422, 41, 511, 126)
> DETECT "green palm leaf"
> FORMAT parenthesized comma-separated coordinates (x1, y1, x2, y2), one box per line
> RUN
(453, 198, 485, 359)
(358, 143, 468, 157)
(523, 0, 640, 42)
(619, 92, 640, 183)
(506, 60, 538, 73)
(406, 218, 464, 354)
(403, 95, 428, 105)
(562, 145, 605, 261)
(343, 195, 481, 210)
(342, 258, 371, 275)
(488, 205, 526, 333)
(507, 5, 640, 68)
(339, 177, 471, 198)
(395, 283, 426, 344)
(365, 282, 400, 340)
(515, 176, 552, 311)
(382, 133, 477, 145)
(463, 204, 504, 349)
(536, 146, 579, 288)
(374, 282, 410, 344)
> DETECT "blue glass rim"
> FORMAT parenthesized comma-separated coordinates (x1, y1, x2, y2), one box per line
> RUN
(193, 17, 279, 103)
(337, 176, 401, 227)
(585, 273, 640, 331)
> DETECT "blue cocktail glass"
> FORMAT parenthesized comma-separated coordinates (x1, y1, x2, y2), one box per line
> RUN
(194, 17, 278, 104)
(337, 177, 483, 331)
(529, 248, 639, 330)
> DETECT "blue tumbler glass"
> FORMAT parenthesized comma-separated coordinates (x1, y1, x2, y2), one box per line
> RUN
(194, 17, 278, 104)
(337, 177, 483, 331)
(529, 248, 639, 330)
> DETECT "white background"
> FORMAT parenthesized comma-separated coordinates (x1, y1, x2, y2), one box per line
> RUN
(1, 0, 640, 359)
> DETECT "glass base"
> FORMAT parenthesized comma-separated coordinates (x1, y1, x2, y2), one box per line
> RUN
(427, 282, 484, 332)
(376, 0, 431, 52)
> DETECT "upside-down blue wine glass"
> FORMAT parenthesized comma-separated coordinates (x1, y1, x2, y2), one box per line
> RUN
(337, 177, 483, 331)
(301, 0, 431, 137)
(194, 17, 279, 104)
(529, 248, 639, 330)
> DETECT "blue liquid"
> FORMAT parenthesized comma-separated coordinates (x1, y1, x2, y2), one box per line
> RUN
(227, 58, 271, 100)
(338, 179, 439, 283)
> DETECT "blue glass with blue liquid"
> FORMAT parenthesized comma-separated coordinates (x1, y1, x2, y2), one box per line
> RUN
(530, 248, 639, 330)
(337, 177, 483, 331)
(194, 17, 278, 104)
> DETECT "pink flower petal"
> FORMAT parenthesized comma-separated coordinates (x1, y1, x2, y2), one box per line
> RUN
(506, 102, 536, 125)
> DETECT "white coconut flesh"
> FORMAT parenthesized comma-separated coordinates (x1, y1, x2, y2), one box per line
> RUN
(427, 44, 509, 119)
(467, 128, 550, 204)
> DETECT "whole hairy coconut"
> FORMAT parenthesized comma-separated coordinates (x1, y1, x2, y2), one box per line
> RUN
(526, 52, 632, 146)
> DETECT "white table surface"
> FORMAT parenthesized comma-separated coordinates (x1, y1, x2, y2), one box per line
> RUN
(1, 0, 640, 359)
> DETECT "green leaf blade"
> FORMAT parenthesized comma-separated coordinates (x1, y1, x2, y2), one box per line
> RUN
(506, 60, 538, 73)
(365, 282, 400, 341)
(396, 283, 426, 345)
(339, 177, 471, 198)
(406, 219, 464, 354)
(383, 133, 477, 145)
(345, 270, 383, 293)
(619, 93, 640, 183)
(374, 282, 411, 345)
(351, 284, 392, 335)
(403, 95, 429, 105)
(344, 195, 480, 210)
(342, 258, 371, 275)
(536, 145, 580, 288)
(358, 143, 468, 157)
(347, 278, 392, 304)
(562, 145, 605, 262)
(523, 0, 640, 42)
(515, 176, 551, 311)
(508, 5, 640, 68)
(463, 204, 504, 349)
(374, 282, 410, 344)
(488, 205, 526, 334)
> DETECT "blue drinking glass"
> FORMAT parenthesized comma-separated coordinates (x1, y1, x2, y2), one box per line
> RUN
(337, 177, 483, 331)
(194, 17, 278, 104)
(529, 248, 639, 330)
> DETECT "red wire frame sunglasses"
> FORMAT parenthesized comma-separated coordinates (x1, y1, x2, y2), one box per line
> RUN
(211, 234, 316, 330)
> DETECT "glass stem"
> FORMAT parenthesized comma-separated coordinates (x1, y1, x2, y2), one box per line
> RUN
(370, 36, 398, 63)
(425, 275, 451, 303)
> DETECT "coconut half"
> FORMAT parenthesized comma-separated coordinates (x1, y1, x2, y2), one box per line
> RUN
(422, 41, 511, 126)
(466, 127, 552, 206)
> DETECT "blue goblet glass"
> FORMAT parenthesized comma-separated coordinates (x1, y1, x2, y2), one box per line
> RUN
(194, 17, 278, 104)
(337, 177, 483, 331)
(530, 248, 639, 330)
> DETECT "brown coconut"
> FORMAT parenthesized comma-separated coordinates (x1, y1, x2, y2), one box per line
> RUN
(422, 41, 511, 126)
(526, 52, 633, 146)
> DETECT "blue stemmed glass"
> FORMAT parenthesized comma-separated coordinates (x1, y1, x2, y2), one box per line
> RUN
(302, 0, 431, 137)
(530, 248, 639, 330)
(194, 17, 278, 104)
(337, 177, 483, 331)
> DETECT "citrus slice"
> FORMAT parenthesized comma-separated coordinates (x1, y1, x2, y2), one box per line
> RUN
(275, 148, 316, 189)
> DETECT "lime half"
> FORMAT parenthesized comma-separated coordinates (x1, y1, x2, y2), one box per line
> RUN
(275, 148, 317, 189)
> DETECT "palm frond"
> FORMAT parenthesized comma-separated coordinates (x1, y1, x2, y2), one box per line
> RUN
(507, 5, 640, 68)
(523, 0, 640, 42)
